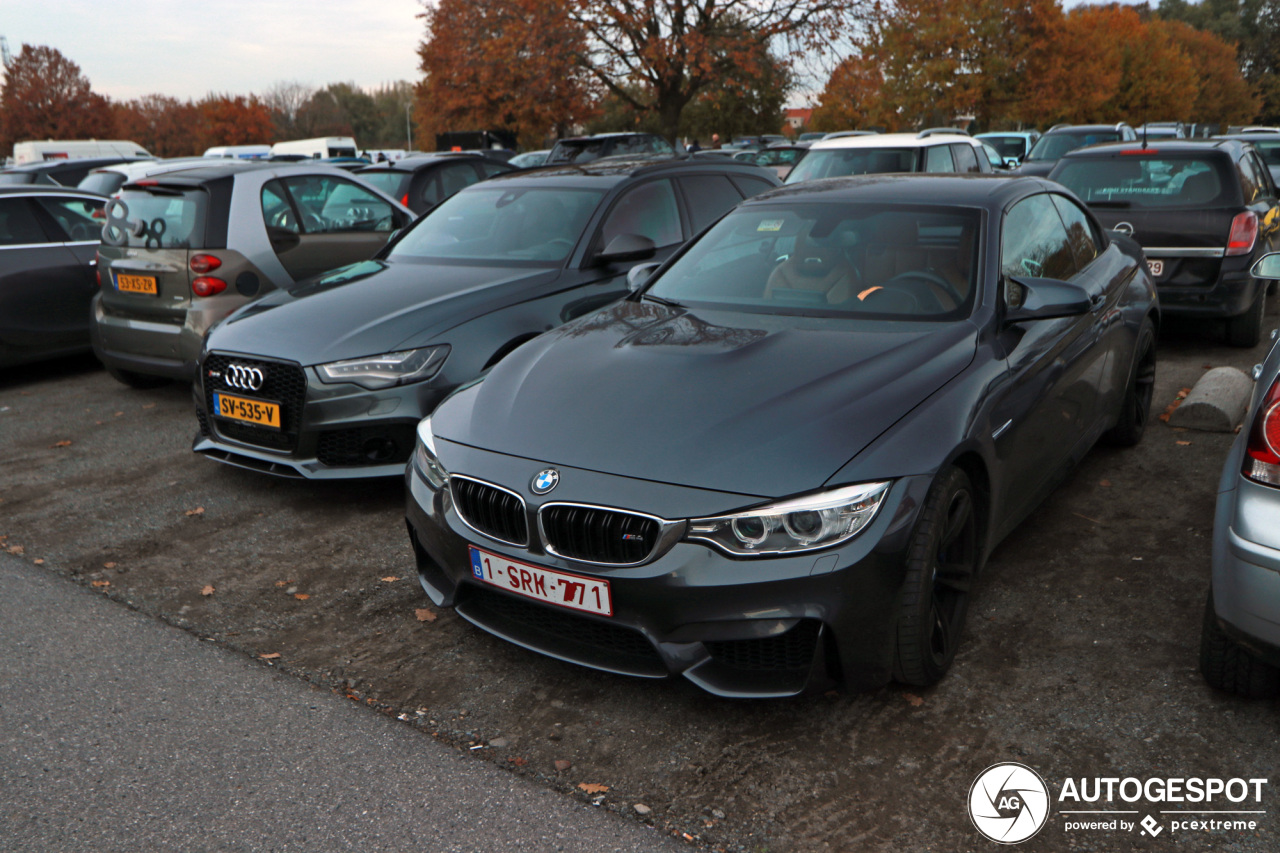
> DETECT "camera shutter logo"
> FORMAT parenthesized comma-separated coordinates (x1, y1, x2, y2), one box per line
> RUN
(968, 762, 1050, 844)
(225, 364, 265, 391)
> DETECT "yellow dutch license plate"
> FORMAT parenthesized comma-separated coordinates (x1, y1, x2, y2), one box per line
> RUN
(116, 273, 158, 295)
(212, 392, 281, 429)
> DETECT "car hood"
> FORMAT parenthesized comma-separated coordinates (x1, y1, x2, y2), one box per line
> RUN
(207, 259, 560, 364)
(435, 299, 978, 498)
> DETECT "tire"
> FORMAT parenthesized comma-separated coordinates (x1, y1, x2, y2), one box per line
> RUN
(892, 467, 979, 687)
(1199, 591, 1280, 699)
(1103, 319, 1156, 447)
(1224, 286, 1266, 348)
(106, 366, 170, 389)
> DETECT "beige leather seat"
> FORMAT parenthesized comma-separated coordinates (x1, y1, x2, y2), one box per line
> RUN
(764, 236, 858, 304)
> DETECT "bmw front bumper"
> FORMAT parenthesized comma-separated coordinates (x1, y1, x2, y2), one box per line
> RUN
(403, 438, 933, 698)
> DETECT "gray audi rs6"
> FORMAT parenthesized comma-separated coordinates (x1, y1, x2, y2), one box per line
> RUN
(405, 174, 1159, 697)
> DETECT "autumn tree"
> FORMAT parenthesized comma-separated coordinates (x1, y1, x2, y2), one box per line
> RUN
(809, 54, 899, 131)
(417, 0, 597, 150)
(113, 95, 204, 157)
(0, 44, 114, 157)
(1157, 0, 1277, 123)
(197, 94, 274, 150)
(568, 0, 867, 142)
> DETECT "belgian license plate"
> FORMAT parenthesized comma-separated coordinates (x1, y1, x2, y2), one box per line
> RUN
(115, 273, 158, 295)
(212, 392, 281, 429)
(469, 546, 613, 616)
(1147, 259, 1164, 277)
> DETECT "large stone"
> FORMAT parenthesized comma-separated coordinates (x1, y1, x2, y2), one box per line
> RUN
(1168, 367, 1254, 432)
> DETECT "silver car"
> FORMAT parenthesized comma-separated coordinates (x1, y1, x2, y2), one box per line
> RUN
(90, 162, 412, 387)
(1201, 252, 1280, 697)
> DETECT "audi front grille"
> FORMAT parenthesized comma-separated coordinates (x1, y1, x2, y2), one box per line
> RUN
(539, 504, 661, 565)
(203, 353, 306, 452)
(450, 476, 529, 546)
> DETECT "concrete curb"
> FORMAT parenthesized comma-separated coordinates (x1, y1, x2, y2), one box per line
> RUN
(1168, 366, 1254, 432)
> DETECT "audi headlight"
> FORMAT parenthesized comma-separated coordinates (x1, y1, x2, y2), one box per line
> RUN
(316, 345, 449, 390)
(412, 416, 448, 488)
(686, 482, 890, 556)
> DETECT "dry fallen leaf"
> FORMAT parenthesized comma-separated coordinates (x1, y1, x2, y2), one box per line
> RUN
(259, 652, 282, 660)
(274, 579, 294, 588)
(6, 545, 24, 555)
(50, 440, 72, 448)
(508, 757, 528, 766)
(142, 403, 156, 409)
(91, 580, 110, 588)
(1176, 440, 1192, 446)
(415, 608, 437, 623)
(294, 593, 310, 601)
(904, 693, 925, 707)
(201, 585, 215, 596)
(33, 558, 44, 565)
(380, 576, 400, 583)
(104, 562, 117, 569)
(185, 506, 205, 517)
(554, 759, 572, 772)
(114, 411, 123, 417)
(578, 783, 610, 794)
(1099, 479, 1111, 487)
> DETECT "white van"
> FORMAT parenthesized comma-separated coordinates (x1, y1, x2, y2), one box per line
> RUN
(13, 139, 152, 165)
(268, 137, 359, 159)
(203, 144, 271, 159)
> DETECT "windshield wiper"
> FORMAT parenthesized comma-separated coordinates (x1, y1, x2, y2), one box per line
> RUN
(642, 293, 683, 308)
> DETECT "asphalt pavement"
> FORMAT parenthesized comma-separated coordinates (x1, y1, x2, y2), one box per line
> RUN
(0, 553, 685, 853)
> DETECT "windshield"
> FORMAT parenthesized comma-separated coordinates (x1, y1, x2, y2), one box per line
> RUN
(981, 136, 1028, 159)
(1053, 155, 1236, 208)
(1026, 132, 1122, 161)
(110, 188, 208, 248)
(1249, 140, 1280, 167)
(387, 185, 604, 264)
(77, 171, 128, 196)
(358, 170, 410, 200)
(785, 148, 916, 183)
(646, 203, 980, 321)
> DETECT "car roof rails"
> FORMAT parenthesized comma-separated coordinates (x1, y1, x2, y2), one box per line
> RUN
(917, 127, 970, 138)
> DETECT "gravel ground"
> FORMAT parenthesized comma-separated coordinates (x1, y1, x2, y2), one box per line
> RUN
(1, 304, 1277, 852)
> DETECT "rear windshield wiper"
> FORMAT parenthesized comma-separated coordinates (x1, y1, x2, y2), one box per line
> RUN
(1089, 200, 1132, 208)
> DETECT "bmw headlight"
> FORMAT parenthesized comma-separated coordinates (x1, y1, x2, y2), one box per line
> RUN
(316, 345, 450, 390)
(412, 416, 448, 489)
(686, 482, 890, 556)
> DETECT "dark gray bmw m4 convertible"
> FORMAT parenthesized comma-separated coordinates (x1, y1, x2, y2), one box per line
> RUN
(405, 174, 1160, 697)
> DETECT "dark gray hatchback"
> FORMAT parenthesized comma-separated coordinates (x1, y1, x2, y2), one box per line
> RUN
(192, 157, 780, 478)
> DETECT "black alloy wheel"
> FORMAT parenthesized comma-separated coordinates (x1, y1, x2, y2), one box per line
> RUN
(893, 466, 979, 686)
(1104, 319, 1156, 447)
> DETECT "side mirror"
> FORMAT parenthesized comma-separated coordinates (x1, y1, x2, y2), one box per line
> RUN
(596, 233, 656, 265)
(1004, 276, 1093, 324)
(627, 262, 661, 292)
(1252, 252, 1280, 279)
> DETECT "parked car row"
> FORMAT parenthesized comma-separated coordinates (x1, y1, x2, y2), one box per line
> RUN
(5, 126, 1280, 702)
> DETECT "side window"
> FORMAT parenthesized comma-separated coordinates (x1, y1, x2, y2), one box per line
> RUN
(730, 175, 778, 198)
(0, 198, 52, 245)
(1238, 154, 1265, 203)
(436, 163, 482, 202)
(951, 143, 980, 174)
(1001, 194, 1079, 304)
(1251, 152, 1277, 197)
(1049, 194, 1100, 270)
(649, 136, 674, 155)
(35, 195, 104, 242)
(261, 180, 300, 233)
(479, 160, 511, 178)
(281, 175, 396, 233)
(599, 179, 683, 249)
(679, 175, 745, 233)
(925, 145, 955, 173)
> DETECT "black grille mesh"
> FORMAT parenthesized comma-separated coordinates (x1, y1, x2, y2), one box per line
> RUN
(204, 353, 306, 451)
(452, 477, 528, 545)
(316, 424, 415, 467)
(466, 585, 662, 666)
(541, 506, 659, 564)
(704, 620, 821, 672)
(195, 406, 210, 436)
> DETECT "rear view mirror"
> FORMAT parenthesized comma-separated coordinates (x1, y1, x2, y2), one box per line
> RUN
(1252, 253, 1280, 280)
(627, 262, 661, 292)
(1004, 276, 1093, 324)
(596, 233, 656, 265)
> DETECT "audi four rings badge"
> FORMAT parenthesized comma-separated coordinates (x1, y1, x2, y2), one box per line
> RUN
(225, 364, 265, 391)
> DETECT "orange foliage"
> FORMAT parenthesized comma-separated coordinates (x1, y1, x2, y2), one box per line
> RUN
(0, 44, 114, 157)
(1157, 19, 1258, 127)
(197, 95, 274, 149)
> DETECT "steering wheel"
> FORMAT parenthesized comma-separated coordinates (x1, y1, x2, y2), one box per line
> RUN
(303, 212, 326, 231)
(882, 270, 963, 312)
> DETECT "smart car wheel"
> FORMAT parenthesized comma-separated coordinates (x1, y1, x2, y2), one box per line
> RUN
(892, 466, 978, 686)
(1103, 319, 1156, 447)
(1199, 591, 1280, 699)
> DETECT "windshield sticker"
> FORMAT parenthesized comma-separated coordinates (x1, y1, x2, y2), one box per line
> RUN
(757, 219, 784, 232)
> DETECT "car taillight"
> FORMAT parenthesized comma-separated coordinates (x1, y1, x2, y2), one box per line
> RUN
(192, 276, 227, 297)
(1242, 377, 1280, 487)
(189, 253, 222, 274)
(401, 193, 409, 207)
(1226, 211, 1258, 257)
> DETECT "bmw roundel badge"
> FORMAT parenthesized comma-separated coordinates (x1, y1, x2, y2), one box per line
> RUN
(531, 468, 560, 495)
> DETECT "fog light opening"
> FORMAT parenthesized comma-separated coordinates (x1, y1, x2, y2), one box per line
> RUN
(363, 438, 397, 462)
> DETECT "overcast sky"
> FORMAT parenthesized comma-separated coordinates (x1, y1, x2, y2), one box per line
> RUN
(3, 0, 424, 100)
(4, 0, 1145, 104)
